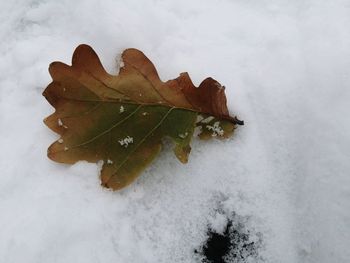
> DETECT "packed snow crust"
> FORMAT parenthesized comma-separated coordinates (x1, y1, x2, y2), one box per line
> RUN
(0, 0, 349, 262)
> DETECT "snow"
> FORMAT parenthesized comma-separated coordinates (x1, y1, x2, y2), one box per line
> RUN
(179, 132, 189, 139)
(57, 118, 63, 126)
(119, 60, 125, 69)
(201, 116, 215, 124)
(118, 136, 134, 148)
(119, 105, 125, 113)
(0, 0, 349, 262)
(206, 121, 224, 137)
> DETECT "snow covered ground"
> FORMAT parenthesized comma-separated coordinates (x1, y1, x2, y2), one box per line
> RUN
(0, 0, 349, 262)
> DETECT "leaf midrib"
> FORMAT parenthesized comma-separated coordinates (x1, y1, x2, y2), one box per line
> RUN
(51, 102, 190, 154)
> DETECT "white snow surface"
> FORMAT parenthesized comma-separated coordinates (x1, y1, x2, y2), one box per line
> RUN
(0, 0, 349, 262)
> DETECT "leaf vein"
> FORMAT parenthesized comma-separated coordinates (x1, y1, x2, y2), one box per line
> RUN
(125, 61, 174, 106)
(106, 107, 175, 184)
(52, 105, 143, 153)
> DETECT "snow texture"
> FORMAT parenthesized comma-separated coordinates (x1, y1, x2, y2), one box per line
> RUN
(118, 136, 134, 148)
(206, 122, 225, 137)
(0, 0, 349, 262)
(119, 105, 125, 113)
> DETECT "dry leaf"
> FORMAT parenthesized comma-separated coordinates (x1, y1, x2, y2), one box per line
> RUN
(43, 44, 243, 190)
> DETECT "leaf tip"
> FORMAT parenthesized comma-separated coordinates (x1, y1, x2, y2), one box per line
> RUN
(174, 145, 191, 164)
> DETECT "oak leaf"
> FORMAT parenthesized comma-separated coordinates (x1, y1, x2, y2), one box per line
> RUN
(43, 44, 243, 190)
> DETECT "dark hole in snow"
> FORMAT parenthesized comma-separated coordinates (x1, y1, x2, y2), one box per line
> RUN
(195, 213, 262, 263)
